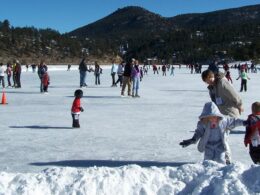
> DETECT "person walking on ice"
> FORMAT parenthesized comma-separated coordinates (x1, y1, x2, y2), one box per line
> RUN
(42, 71, 50, 93)
(170, 65, 175, 76)
(236, 68, 250, 92)
(71, 89, 84, 128)
(179, 102, 247, 164)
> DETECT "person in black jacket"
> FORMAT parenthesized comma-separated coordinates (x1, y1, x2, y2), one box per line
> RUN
(121, 59, 133, 96)
(79, 58, 89, 87)
(94, 61, 102, 85)
(38, 60, 48, 92)
(15, 61, 22, 88)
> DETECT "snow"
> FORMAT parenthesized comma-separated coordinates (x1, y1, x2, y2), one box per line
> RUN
(0, 65, 259, 194)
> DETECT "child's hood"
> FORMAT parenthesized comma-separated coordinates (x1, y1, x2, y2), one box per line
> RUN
(199, 102, 224, 119)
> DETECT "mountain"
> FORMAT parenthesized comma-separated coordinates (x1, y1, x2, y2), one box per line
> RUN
(66, 4, 260, 63)
(69, 4, 260, 38)
(69, 6, 173, 40)
(1, 4, 260, 64)
(170, 4, 260, 28)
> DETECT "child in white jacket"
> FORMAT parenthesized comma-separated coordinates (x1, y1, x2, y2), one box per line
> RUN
(180, 102, 247, 164)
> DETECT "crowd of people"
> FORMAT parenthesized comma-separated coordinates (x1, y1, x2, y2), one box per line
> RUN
(0, 60, 22, 88)
(0, 58, 260, 165)
(0, 59, 50, 93)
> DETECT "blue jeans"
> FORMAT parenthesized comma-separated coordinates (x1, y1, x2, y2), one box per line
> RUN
(80, 71, 87, 87)
(95, 74, 100, 85)
(132, 77, 140, 95)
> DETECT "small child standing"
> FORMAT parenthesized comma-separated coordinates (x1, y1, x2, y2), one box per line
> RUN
(42, 71, 50, 93)
(180, 102, 247, 164)
(236, 68, 250, 92)
(244, 102, 260, 164)
(71, 89, 84, 128)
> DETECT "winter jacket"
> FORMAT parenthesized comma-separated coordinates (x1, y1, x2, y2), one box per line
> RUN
(208, 74, 242, 118)
(6, 67, 12, 76)
(42, 72, 50, 87)
(15, 63, 22, 74)
(162, 65, 166, 71)
(38, 65, 48, 78)
(79, 60, 88, 72)
(94, 65, 102, 75)
(131, 65, 140, 78)
(193, 118, 244, 153)
(117, 64, 124, 75)
(237, 72, 249, 80)
(244, 113, 260, 147)
(192, 102, 244, 153)
(123, 63, 133, 77)
(71, 98, 81, 114)
(111, 64, 117, 74)
(0, 66, 5, 76)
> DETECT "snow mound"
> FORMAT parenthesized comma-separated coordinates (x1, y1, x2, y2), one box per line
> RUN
(0, 161, 259, 195)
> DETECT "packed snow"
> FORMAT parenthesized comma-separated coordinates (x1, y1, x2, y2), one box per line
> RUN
(0, 64, 259, 194)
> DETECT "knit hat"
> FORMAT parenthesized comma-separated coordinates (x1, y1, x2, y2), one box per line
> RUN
(199, 102, 224, 119)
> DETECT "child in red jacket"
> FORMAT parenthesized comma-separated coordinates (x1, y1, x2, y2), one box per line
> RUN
(42, 71, 50, 93)
(71, 89, 84, 128)
(244, 102, 260, 164)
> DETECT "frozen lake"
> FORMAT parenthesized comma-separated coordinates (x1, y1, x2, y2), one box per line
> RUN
(0, 65, 258, 173)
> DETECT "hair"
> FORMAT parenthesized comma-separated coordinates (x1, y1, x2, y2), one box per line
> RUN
(201, 69, 214, 82)
(252, 102, 260, 113)
(74, 89, 83, 98)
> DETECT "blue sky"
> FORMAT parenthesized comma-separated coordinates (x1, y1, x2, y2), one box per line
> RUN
(1, 0, 259, 33)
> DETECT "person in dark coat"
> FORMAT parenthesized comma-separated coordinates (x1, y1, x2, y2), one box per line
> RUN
(94, 61, 102, 85)
(15, 61, 22, 88)
(38, 60, 48, 93)
(121, 59, 134, 96)
(79, 58, 89, 87)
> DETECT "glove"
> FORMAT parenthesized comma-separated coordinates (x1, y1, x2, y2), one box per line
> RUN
(243, 120, 249, 126)
(80, 107, 84, 112)
(179, 138, 195, 148)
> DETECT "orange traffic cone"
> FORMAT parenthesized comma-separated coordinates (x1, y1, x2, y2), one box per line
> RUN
(1, 91, 7, 105)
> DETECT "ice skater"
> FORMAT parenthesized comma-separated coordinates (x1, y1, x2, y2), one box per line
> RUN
(42, 71, 50, 93)
(71, 89, 84, 128)
(170, 65, 175, 76)
(236, 68, 250, 92)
